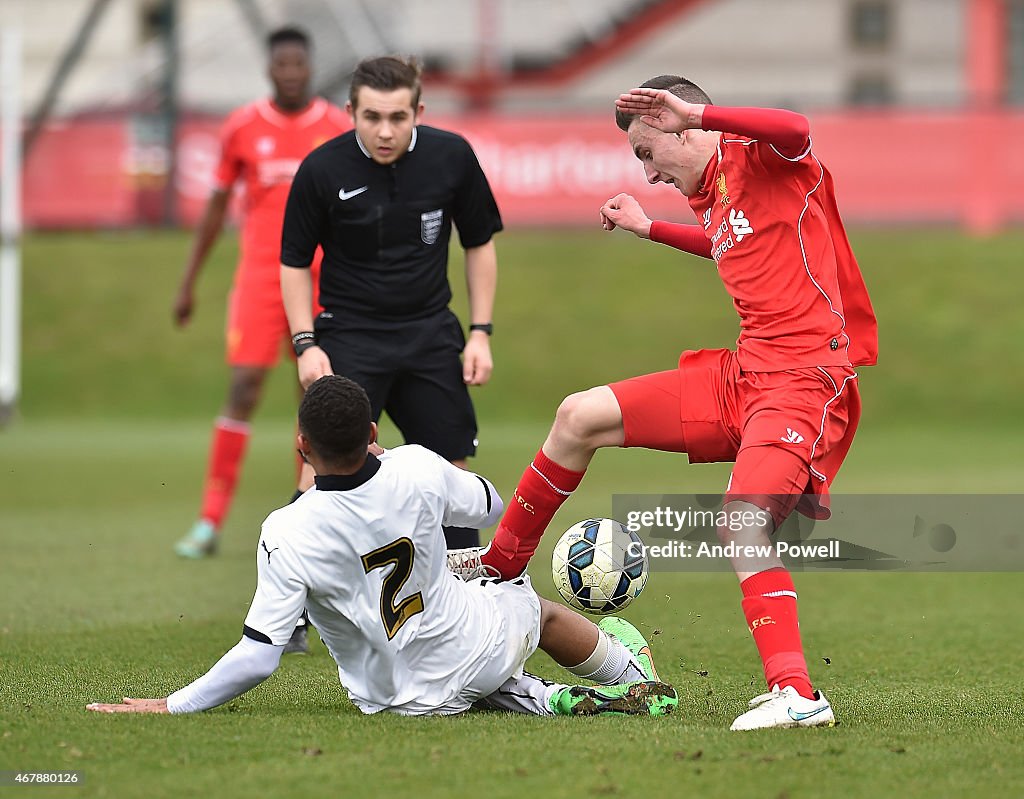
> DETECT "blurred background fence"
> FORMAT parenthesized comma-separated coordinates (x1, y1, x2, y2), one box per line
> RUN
(3, 0, 1024, 232)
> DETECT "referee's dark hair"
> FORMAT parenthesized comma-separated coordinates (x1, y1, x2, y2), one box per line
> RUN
(615, 75, 713, 132)
(299, 376, 372, 465)
(350, 56, 422, 109)
(267, 25, 310, 52)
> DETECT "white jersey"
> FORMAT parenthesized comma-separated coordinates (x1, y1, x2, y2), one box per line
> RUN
(242, 445, 518, 715)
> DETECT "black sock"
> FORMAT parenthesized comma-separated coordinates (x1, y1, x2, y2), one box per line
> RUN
(443, 526, 479, 549)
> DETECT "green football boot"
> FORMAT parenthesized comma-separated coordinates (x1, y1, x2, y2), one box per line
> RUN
(174, 519, 218, 559)
(598, 616, 660, 681)
(549, 680, 678, 717)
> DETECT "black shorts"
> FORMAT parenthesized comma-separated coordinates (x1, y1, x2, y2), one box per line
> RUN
(314, 308, 478, 461)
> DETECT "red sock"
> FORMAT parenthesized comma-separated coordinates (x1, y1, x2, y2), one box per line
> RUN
(198, 417, 251, 529)
(740, 567, 815, 699)
(481, 450, 585, 579)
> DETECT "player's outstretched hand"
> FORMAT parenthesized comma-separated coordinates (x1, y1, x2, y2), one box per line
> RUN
(615, 88, 704, 134)
(600, 193, 653, 239)
(86, 697, 169, 714)
(173, 286, 195, 327)
(462, 333, 493, 386)
(297, 346, 334, 390)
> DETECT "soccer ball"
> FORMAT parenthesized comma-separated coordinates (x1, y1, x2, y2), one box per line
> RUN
(551, 518, 648, 615)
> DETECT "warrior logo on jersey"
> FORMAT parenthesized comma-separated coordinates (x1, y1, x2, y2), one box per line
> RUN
(421, 209, 443, 244)
(717, 172, 731, 207)
(256, 136, 276, 156)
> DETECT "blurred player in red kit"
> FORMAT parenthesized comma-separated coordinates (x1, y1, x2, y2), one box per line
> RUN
(449, 76, 877, 730)
(173, 27, 348, 559)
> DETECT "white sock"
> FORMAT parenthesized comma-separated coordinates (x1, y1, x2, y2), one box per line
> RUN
(477, 672, 566, 716)
(566, 632, 646, 685)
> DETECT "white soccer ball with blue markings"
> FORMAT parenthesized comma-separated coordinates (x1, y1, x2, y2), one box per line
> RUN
(551, 518, 649, 615)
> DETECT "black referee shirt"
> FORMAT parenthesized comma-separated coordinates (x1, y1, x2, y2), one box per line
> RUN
(281, 125, 503, 322)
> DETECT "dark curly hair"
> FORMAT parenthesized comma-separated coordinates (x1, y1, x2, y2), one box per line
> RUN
(266, 26, 310, 53)
(298, 376, 372, 466)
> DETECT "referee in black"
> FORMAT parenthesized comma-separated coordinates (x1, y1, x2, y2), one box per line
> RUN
(280, 56, 501, 550)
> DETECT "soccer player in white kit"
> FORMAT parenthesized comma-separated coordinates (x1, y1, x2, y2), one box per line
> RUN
(88, 376, 677, 718)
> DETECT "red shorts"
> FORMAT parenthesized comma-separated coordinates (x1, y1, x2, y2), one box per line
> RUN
(608, 348, 861, 524)
(225, 260, 321, 368)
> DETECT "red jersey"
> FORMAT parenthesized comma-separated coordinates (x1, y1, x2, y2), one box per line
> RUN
(214, 97, 349, 276)
(685, 128, 877, 372)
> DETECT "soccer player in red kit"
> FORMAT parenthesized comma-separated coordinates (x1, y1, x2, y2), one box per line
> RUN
(173, 27, 348, 559)
(449, 76, 878, 730)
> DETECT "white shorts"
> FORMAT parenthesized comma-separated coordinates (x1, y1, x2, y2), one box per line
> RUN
(459, 576, 542, 702)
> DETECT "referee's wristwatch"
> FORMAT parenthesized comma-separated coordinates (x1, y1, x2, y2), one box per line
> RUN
(291, 331, 318, 356)
(469, 323, 493, 336)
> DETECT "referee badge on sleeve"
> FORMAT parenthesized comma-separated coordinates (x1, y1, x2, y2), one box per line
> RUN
(421, 209, 443, 244)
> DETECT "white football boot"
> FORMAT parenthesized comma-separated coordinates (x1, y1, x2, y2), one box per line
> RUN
(730, 684, 836, 731)
(445, 546, 500, 580)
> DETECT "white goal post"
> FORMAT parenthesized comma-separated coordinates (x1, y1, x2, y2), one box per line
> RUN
(0, 28, 23, 425)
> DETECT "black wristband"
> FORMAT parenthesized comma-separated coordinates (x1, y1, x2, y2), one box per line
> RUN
(291, 331, 317, 357)
(469, 323, 493, 336)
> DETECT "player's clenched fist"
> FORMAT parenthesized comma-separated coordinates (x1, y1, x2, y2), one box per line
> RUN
(600, 193, 653, 239)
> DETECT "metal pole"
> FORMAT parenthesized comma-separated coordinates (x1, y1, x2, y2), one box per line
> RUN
(0, 29, 23, 425)
(160, 0, 180, 227)
(965, 0, 1006, 235)
(233, 0, 269, 42)
(470, 0, 501, 111)
(22, 0, 112, 157)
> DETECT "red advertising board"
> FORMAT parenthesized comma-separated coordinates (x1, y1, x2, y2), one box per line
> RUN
(15, 109, 1024, 232)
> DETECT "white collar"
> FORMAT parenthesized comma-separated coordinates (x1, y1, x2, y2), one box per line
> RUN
(355, 126, 418, 160)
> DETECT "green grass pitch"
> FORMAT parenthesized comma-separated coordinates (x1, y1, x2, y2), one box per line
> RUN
(1, 228, 1023, 798)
